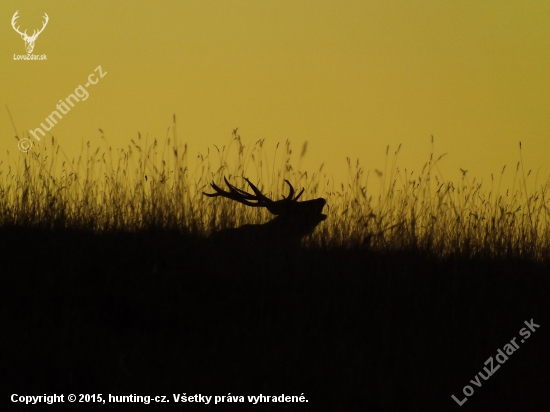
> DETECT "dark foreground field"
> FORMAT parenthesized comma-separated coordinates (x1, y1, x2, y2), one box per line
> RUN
(1, 226, 548, 411)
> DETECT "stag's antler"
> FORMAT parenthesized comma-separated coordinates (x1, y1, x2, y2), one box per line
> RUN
(204, 177, 304, 215)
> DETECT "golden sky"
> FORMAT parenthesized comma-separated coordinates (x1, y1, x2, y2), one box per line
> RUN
(1, 1, 549, 189)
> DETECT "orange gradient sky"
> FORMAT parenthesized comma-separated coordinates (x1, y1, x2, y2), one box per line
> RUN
(1, 1, 549, 190)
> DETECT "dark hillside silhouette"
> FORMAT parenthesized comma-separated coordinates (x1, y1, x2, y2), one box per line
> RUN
(1, 135, 549, 410)
(2, 225, 548, 411)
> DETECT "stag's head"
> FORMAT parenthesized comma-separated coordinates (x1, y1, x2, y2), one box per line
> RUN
(11, 11, 49, 54)
(204, 177, 327, 240)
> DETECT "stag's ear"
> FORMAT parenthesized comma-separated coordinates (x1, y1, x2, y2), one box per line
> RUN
(294, 188, 305, 201)
(282, 180, 295, 200)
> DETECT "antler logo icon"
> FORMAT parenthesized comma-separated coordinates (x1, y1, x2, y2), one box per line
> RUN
(11, 11, 49, 54)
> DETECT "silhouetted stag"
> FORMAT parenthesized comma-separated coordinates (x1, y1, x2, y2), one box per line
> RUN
(203, 177, 327, 249)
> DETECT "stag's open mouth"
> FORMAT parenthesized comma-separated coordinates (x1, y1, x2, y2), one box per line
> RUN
(316, 199, 327, 220)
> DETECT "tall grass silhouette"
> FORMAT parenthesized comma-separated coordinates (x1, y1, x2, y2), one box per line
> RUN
(3, 125, 549, 411)
(4, 127, 549, 260)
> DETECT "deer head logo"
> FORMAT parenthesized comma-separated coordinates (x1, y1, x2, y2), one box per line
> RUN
(204, 177, 327, 248)
(11, 11, 49, 54)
